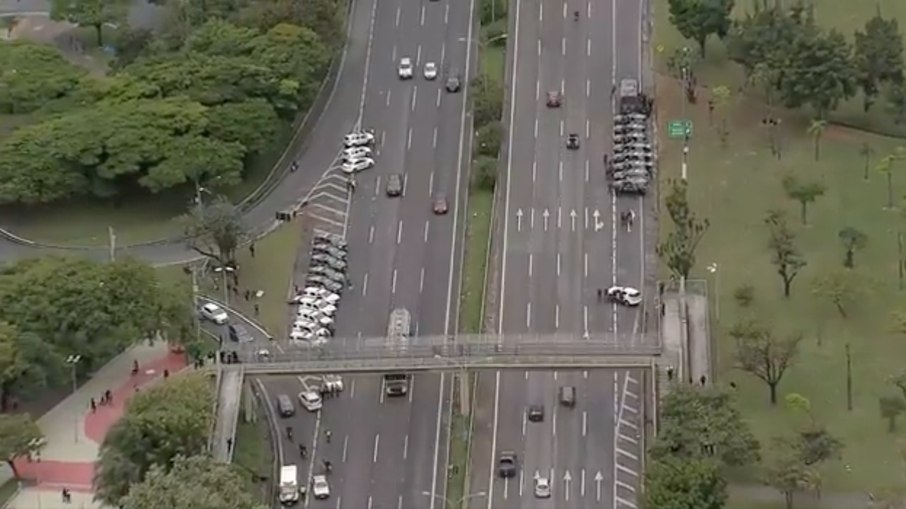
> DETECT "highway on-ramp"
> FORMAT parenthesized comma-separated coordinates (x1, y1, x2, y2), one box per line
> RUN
(468, 0, 649, 508)
(256, 0, 477, 508)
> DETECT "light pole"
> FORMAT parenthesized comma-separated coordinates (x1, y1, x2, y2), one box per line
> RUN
(680, 46, 691, 181)
(707, 262, 720, 321)
(422, 490, 486, 509)
(434, 355, 470, 416)
(66, 355, 81, 443)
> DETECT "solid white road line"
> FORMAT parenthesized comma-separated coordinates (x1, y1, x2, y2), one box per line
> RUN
(362, 274, 369, 296)
(357, 0, 378, 122)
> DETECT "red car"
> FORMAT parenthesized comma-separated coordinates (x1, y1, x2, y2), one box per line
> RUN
(432, 195, 449, 215)
(546, 91, 562, 107)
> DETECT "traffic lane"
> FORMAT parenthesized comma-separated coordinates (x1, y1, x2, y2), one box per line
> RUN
(614, 194, 645, 336)
(257, 377, 320, 487)
(401, 373, 449, 509)
(359, 388, 413, 509)
(554, 372, 592, 509)
(582, 371, 618, 507)
(487, 371, 529, 509)
(614, 0, 642, 80)
(467, 371, 500, 509)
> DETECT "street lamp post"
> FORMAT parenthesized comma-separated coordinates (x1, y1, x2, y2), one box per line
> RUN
(66, 355, 81, 443)
(422, 490, 486, 509)
(707, 262, 720, 321)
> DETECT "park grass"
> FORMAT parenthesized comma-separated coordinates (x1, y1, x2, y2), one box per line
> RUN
(652, 0, 906, 136)
(201, 224, 303, 337)
(233, 403, 274, 503)
(656, 71, 906, 491)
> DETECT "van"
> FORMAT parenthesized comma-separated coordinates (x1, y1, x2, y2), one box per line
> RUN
(277, 394, 295, 417)
(558, 386, 576, 407)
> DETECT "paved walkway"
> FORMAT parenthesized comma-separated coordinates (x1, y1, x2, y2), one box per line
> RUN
(2, 342, 186, 509)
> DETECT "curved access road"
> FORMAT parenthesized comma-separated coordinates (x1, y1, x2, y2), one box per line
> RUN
(0, 0, 377, 266)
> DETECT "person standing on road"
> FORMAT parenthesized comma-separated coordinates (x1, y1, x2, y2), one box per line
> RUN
(324, 429, 332, 443)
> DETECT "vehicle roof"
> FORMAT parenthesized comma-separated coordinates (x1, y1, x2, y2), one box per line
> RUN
(202, 302, 221, 310)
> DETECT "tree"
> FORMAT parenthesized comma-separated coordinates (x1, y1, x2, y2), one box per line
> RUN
(806, 119, 827, 161)
(854, 12, 905, 112)
(876, 148, 906, 209)
(791, 428, 843, 466)
(473, 156, 498, 191)
(781, 175, 825, 225)
(810, 269, 863, 318)
(181, 196, 245, 267)
(651, 385, 760, 466)
(666, 46, 701, 82)
(121, 454, 266, 509)
(657, 179, 710, 281)
(764, 210, 806, 297)
(880, 396, 906, 433)
(0, 413, 44, 479)
(472, 74, 504, 127)
(94, 374, 213, 506)
(475, 121, 504, 158)
(50, 0, 129, 46)
(205, 99, 279, 155)
(666, 0, 734, 58)
(837, 226, 867, 268)
(0, 41, 89, 115)
(641, 456, 727, 509)
(763, 450, 820, 509)
(777, 29, 858, 118)
(730, 319, 802, 405)
(860, 142, 874, 180)
(711, 85, 732, 145)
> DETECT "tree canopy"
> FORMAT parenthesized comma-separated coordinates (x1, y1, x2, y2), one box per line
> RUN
(94, 373, 213, 505)
(0, 413, 44, 479)
(667, 0, 734, 57)
(0, 15, 331, 205)
(642, 456, 727, 509)
(651, 385, 760, 466)
(0, 256, 192, 408)
(122, 454, 267, 509)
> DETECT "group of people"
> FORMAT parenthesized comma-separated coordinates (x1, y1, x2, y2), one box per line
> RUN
(89, 389, 114, 413)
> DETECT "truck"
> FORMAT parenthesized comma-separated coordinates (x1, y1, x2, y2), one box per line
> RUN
(384, 308, 412, 396)
(278, 465, 300, 505)
(618, 78, 645, 114)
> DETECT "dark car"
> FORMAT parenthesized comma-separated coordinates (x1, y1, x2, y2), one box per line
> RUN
(498, 451, 518, 478)
(228, 324, 253, 343)
(445, 74, 462, 93)
(432, 194, 448, 215)
(546, 91, 561, 107)
(566, 134, 580, 150)
(386, 173, 403, 197)
(527, 404, 544, 422)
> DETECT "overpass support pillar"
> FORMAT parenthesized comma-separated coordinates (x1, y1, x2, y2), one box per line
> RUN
(459, 370, 470, 417)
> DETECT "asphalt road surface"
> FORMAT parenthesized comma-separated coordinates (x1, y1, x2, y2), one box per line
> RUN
(274, 0, 477, 507)
(469, 0, 649, 507)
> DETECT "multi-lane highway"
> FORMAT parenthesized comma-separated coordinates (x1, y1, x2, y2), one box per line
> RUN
(469, 0, 649, 507)
(258, 0, 477, 507)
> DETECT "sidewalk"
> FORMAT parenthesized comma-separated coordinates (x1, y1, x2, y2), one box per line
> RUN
(2, 341, 186, 509)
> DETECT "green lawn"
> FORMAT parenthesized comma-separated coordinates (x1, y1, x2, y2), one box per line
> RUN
(654, 0, 906, 494)
(200, 224, 303, 337)
(446, 406, 472, 509)
(653, 0, 906, 136)
(233, 402, 274, 503)
(459, 190, 494, 334)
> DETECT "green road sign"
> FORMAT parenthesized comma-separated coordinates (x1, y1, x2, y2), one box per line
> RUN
(667, 119, 693, 139)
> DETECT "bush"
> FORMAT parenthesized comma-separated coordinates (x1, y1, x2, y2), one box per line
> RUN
(479, 0, 507, 26)
(734, 284, 755, 308)
(472, 74, 504, 127)
(484, 19, 508, 47)
(475, 121, 504, 158)
(473, 156, 498, 190)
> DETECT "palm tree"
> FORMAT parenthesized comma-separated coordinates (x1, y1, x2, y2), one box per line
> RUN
(859, 142, 873, 181)
(807, 119, 827, 161)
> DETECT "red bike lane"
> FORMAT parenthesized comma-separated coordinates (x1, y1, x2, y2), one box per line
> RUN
(14, 353, 187, 491)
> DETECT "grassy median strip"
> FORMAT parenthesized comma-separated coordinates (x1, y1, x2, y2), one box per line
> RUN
(446, 2, 509, 508)
(233, 394, 275, 503)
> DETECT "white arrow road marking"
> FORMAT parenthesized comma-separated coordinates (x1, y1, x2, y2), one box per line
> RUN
(563, 470, 572, 501)
(516, 208, 523, 232)
(570, 209, 577, 231)
(594, 471, 603, 501)
(543, 209, 550, 231)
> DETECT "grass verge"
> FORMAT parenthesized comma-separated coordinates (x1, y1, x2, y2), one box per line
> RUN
(0, 478, 19, 507)
(232, 394, 274, 503)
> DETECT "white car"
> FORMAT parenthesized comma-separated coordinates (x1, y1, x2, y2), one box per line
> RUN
(200, 302, 228, 325)
(298, 311, 334, 327)
(423, 61, 438, 80)
(289, 329, 328, 344)
(299, 390, 323, 411)
(343, 131, 375, 147)
(534, 476, 551, 498)
(300, 288, 341, 304)
(299, 301, 337, 314)
(343, 146, 372, 159)
(341, 157, 375, 174)
(606, 286, 642, 306)
(398, 57, 413, 79)
(312, 474, 330, 499)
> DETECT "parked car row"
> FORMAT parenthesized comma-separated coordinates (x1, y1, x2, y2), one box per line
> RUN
(288, 232, 349, 344)
(342, 130, 376, 174)
(608, 111, 653, 196)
